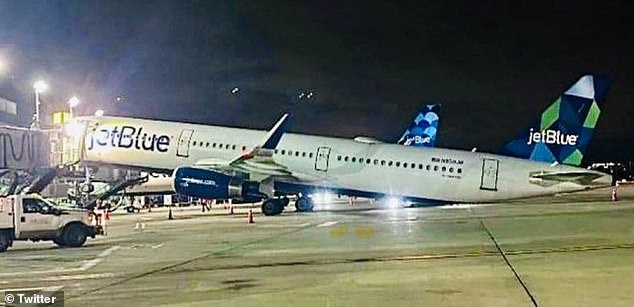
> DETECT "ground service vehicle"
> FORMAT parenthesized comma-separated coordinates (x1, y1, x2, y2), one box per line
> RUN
(0, 194, 103, 252)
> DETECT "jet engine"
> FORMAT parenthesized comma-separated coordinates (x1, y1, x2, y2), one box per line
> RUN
(172, 167, 262, 201)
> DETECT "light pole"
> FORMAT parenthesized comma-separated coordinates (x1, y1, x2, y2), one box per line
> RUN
(32, 80, 48, 128)
(68, 96, 80, 118)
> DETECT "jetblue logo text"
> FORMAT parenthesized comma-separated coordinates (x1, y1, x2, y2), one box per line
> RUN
(527, 128, 578, 146)
(403, 135, 431, 146)
(87, 125, 170, 152)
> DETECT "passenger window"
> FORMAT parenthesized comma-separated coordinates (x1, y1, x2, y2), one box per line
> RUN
(288, 150, 293, 156)
(213, 143, 217, 148)
(411, 163, 415, 169)
(457, 168, 462, 174)
(192, 141, 197, 146)
(442, 166, 447, 172)
(232, 145, 236, 150)
(295, 151, 300, 157)
(242, 146, 247, 151)
(418, 164, 423, 169)
(396, 161, 401, 167)
(281, 150, 286, 155)
(366, 158, 371, 164)
(388, 161, 393, 166)
(381, 160, 385, 166)
(359, 158, 364, 163)
(344, 156, 349, 162)
(426, 165, 431, 171)
(302, 152, 306, 157)
(373, 159, 378, 165)
(309, 152, 313, 158)
(274, 149, 278, 154)
(351, 157, 356, 162)
(434, 165, 439, 171)
(226, 144, 230, 149)
(403, 162, 408, 168)
(218, 144, 223, 149)
(337, 155, 342, 161)
(206, 142, 210, 147)
(449, 167, 454, 173)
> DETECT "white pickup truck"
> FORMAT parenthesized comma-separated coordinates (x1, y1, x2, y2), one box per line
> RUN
(0, 194, 103, 252)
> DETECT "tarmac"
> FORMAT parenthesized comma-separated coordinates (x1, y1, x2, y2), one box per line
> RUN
(1, 186, 633, 306)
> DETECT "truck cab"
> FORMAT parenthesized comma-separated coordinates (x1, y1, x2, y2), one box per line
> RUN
(0, 194, 103, 252)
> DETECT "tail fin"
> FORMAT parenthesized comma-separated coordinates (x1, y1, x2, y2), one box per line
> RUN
(501, 74, 611, 166)
(398, 103, 441, 147)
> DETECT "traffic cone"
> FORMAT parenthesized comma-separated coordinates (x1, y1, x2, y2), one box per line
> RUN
(611, 187, 618, 202)
(229, 205, 234, 215)
(247, 209, 255, 224)
(105, 209, 110, 221)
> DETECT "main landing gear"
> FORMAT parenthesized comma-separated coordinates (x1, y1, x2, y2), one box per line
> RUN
(261, 195, 315, 216)
(261, 197, 289, 216)
(295, 196, 314, 212)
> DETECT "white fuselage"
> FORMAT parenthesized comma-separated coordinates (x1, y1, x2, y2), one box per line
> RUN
(77, 116, 611, 203)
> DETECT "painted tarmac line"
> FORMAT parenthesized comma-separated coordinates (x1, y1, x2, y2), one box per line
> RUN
(37, 272, 122, 282)
(0, 246, 121, 277)
(259, 222, 311, 228)
(79, 246, 122, 270)
(317, 221, 339, 228)
(1, 285, 64, 292)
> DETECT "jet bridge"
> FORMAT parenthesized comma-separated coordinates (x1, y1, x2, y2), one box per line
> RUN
(0, 125, 49, 170)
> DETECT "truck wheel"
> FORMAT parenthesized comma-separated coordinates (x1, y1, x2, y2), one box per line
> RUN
(62, 224, 87, 248)
(53, 237, 66, 247)
(0, 232, 10, 252)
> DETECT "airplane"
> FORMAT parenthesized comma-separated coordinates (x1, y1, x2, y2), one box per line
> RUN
(121, 104, 442, 197)
(68, 74, 612, 216)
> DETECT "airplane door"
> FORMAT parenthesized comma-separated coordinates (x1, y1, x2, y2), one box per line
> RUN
(176, 129, 194, 157)
(315, 147, 331, 172)
(480, 158, 499, 191)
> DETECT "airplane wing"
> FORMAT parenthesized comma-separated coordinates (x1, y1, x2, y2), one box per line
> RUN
(192, 114, 293, 181)
(173, 113, 333, 200)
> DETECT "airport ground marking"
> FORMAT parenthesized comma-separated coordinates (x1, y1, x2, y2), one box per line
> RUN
(317, 221, 339, 228)
(0, 245, 121, 278)
(479, 219, 538, 307)
(68, 220, 321, 300)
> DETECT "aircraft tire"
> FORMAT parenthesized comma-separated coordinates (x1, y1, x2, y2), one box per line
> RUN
(295, 197, 314, 212)
(262, 199, 283, 216)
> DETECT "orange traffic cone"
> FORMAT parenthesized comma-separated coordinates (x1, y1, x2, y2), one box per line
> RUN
(247, 209, 255, 224)
(611, 187, 618, 202)
(229, 205, 234, 215)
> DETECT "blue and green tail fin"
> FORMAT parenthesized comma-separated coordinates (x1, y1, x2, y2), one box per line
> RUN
(501, 74, 611, 166)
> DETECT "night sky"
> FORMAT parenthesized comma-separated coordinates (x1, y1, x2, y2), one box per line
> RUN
(0, 1, 632, 163)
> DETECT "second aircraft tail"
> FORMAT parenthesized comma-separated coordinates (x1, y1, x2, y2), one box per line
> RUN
(398, 104, 441, 148)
